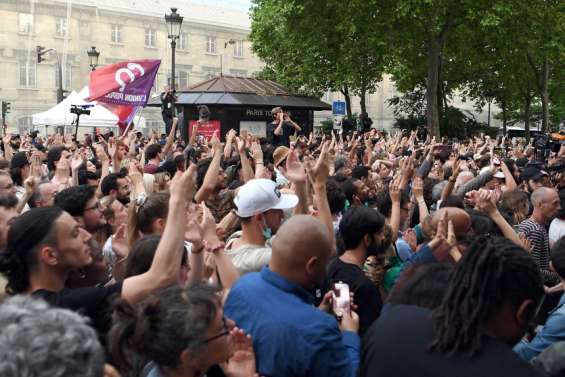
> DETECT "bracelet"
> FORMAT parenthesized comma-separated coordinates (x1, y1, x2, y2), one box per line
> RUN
(448, 176, 456, 183)
(256, 161, 264, 165)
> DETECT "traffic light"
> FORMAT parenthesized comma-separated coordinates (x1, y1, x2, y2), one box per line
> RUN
(36, 46, 45, 63)
(1, 101, 10, 117)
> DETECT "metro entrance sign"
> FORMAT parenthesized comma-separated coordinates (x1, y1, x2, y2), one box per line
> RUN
(332, 101, 346, 116)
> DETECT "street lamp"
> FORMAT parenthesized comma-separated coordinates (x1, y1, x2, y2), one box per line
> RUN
(87, 46, 100, 71)
(165, 7, 183, 116)
(221, 39, 236, 76)
(37, 46, 66, 103)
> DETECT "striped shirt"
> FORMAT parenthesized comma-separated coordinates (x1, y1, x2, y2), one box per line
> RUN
(518, 219, 559, 284)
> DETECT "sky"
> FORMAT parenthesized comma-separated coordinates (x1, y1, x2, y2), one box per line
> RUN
(192, 0, 252, 13)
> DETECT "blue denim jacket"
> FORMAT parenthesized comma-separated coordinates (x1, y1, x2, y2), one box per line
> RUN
(514, 293, 565, 361)
(225, 266, 360, 377)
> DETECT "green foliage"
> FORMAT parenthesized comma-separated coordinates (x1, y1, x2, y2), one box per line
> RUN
(394, 106, 489, 139)
(250, 0, 565, 137)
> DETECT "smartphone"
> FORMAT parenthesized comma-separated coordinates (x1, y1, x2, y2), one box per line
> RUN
(332, 281, 351, 318)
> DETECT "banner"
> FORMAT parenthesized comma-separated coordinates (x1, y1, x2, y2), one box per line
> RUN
(189, 120, 221, 141)
(88, 59, 161, 107)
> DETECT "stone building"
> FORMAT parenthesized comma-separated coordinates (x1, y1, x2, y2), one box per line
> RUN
(0, 0, 263, 133)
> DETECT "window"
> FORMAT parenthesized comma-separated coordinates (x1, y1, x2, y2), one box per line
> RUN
(56, 17, 68, 37)
(145, 29, 156, 47)
(178, 71, 189, 89)
(54, 64, 72, 89)
(202, 66, 220, 79)
(229, 69, 247, 77)
(166, 68, 190, 90)
(111, 24, 123, 43)
(234, 40, 244, 57)
(206, 36, 216, 54)
(19, 13, 34, 34)
(179, 32, 188, 50)
(19, 61, 36, 88)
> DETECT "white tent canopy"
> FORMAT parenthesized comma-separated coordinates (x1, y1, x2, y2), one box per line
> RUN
(32, 89, 119, 128)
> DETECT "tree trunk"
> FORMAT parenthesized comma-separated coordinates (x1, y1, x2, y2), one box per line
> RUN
(541, 58, 550, 132)
(426, 38, 441, 138)
(341, 86, 352, 120)
(524, 94, 532, 143)
(359, 90, 367, 115)
(501, 100, 507, 136)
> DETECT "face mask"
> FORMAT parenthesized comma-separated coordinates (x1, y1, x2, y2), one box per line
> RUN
(261, 218, 272, 240)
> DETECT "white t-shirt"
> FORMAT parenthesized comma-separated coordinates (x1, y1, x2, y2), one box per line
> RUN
(549, 218, 565, 246)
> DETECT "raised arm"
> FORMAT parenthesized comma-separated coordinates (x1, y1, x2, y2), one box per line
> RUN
(121, 164, 197, 304)
(195, 132, 222, 203)
(224, 129, 236, 160)
(161, 117, 178, 157)
(236, 137, 254, 183)
(309, 141, 334, 251)
(412, 176, 428, 223)
(279, 148, 308, 215)
(500, 161, 517, 192)
(441, 159, 460, 202)
(389, 175, 402, 242)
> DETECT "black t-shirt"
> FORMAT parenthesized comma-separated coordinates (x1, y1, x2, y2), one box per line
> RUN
(32, 282, 123, 341)
(267, 121, 293, 147)
(360, 305, 545, 377)
(325, 257, 382, 337)
(160, 92, 173, 114)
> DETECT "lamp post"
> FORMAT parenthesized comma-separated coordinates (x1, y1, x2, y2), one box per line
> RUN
(221, 39, 236, 76)
(87, 46, 100, 71)
(37, 46, 65, 103)
(165, 7, 183, 117)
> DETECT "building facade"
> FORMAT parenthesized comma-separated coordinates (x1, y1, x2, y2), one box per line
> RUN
(0, 0, 263, 133)
(0, 0, 498, 135)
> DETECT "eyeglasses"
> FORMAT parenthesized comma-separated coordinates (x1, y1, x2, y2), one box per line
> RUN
(201, 316, 230, 344)
(84, 201, 103, 212)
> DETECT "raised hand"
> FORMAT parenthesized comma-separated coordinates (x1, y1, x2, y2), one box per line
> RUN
(412, 176, 424, 202)
(309, 140, 330, 185)
(250, 142, 263, 163)
(475, 189, 497, 216)
(200, 203, 220, 244)
(169, 163, 197, 202)
(71, 153, 84, 171)
(226, 129, 237, 142)
(211, 131, 221, 153)
(280, 148, 307, 184)
(389, 175, 402, 204)
(185, 210, 204, 252)
(221, 327, 257, 377)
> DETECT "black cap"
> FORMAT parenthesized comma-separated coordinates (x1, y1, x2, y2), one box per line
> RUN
(520, 167, 549, 182)
(10, 152, 29, 169)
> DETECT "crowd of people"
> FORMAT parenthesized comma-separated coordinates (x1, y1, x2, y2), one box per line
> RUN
(0, 104, 564, 377)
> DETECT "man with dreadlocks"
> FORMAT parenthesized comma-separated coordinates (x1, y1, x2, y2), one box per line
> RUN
(359, 236, 545, 377)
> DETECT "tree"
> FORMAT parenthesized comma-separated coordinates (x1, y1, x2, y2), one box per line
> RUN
(249, 0, 387, 119)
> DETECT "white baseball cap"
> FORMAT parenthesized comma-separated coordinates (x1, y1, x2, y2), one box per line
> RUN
(234, 179, 298, 218)
(493, 171, 505, 179)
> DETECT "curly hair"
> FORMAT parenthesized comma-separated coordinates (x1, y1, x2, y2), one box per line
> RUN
(0, 295, 104, 377)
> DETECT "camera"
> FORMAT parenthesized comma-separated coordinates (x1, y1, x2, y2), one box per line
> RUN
(70, 104, 93, 116)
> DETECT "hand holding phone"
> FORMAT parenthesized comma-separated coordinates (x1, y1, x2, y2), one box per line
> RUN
(332, 282, 351, 318)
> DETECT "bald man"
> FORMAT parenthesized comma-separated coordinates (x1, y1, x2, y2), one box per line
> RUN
(518, 187, 561, 284)
(224, 215, 360, 377)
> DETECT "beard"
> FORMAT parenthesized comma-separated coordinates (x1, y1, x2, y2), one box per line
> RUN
(118, 195, 131, 206)
(367, 239, 384, 257)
